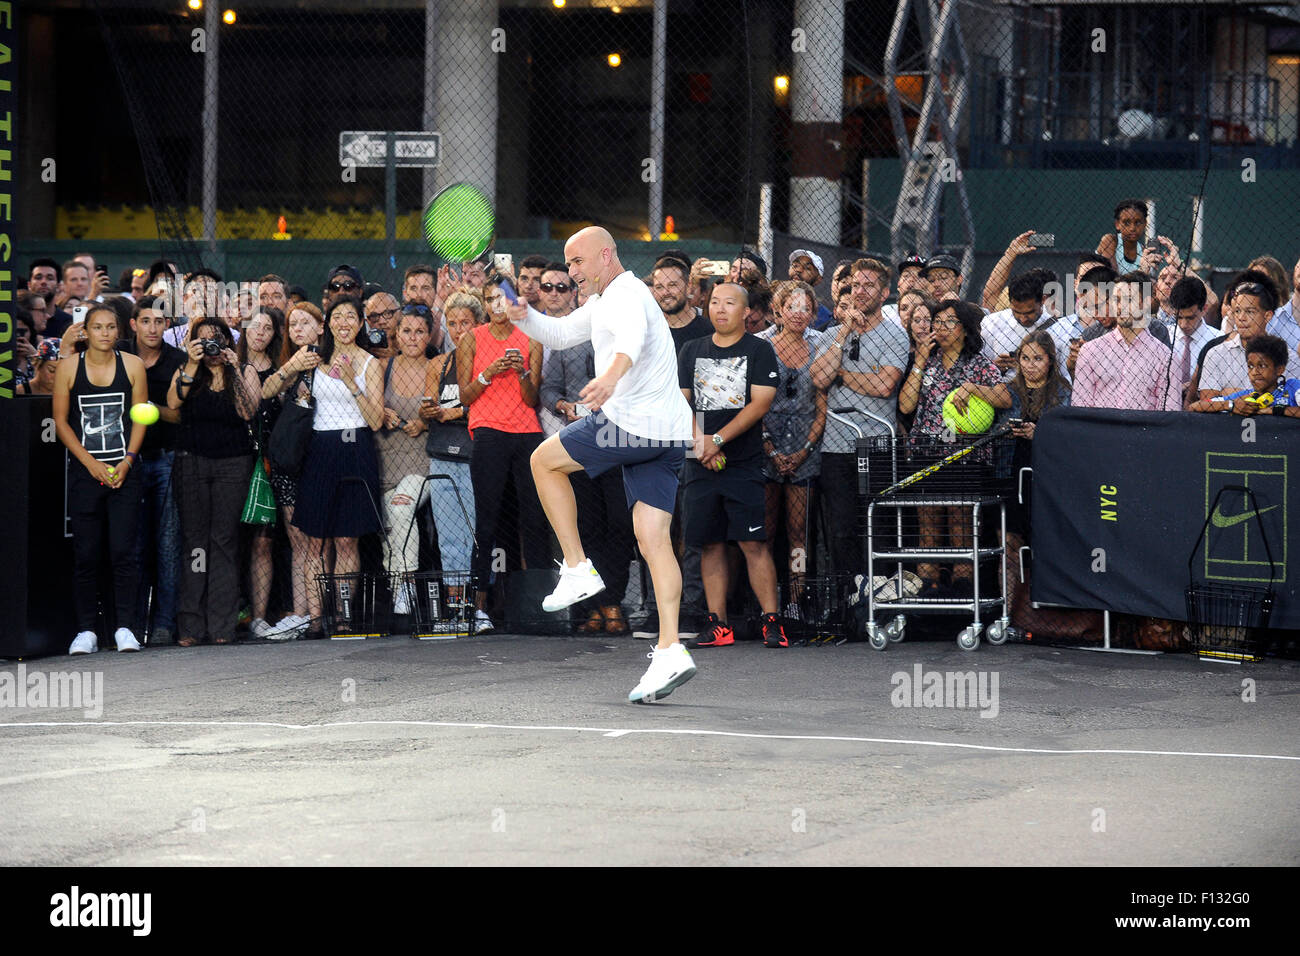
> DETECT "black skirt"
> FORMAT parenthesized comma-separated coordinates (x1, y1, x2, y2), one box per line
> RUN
(291, 428, 383, 538)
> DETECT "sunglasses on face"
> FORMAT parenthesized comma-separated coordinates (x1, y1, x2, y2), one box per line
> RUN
(540, 282, 571, 294)
(328, 279, 359, 292)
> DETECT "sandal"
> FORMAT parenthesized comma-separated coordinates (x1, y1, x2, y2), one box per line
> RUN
(578, 608, 606, 633)
(602, 605, 629, 635)
(177, 636, 200, 647)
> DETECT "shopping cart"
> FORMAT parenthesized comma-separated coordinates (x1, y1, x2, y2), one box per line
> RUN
(394, 472, 476, 639)
(1185, 485, 1276, 663)
(833, 407, 1019, 651)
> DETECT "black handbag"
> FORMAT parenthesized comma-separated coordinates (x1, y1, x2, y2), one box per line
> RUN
(425, 357, 472, 462)
(267, 370, 316, 477)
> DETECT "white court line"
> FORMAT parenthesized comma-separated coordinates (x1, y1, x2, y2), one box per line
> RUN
(0, 718, 1298, 763)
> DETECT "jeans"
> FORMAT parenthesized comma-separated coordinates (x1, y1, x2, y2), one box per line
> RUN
(134, 451, 181, 634)
(429, 459, 476, 573)
(384, 473, 432, 576)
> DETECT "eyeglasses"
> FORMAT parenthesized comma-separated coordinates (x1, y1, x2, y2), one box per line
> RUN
(328, 279, 359, 292)
(932, 318, 961, 330)
(366, 308, 400, 323)
(540, 282, 571, 294)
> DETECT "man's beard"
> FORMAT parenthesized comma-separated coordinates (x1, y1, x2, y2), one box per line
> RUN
(659, 294, 688, 316)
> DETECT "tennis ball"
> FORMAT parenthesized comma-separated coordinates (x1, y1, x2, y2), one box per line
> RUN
(423, 183, 495, 263)
(130, 402, 160, 426)
(941, 391, 994, 435)
(711, 454, 727, 471)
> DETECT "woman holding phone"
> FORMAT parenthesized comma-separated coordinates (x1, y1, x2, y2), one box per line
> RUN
(421, 293, 481, 621)
(258, 302, 325, 638)
(457, 275, 548, 629)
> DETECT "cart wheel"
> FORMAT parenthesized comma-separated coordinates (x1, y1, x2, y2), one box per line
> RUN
(864, 621, 889, 651)
(986, 620, 1008, 645)
(885, 614, 906, 643)
(957, 627, 980, 651)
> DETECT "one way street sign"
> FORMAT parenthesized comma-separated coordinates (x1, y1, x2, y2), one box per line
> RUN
(339, 131, 442, 168)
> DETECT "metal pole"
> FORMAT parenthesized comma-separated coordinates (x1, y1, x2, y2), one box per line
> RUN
(758, 183, 773, 273)
(423, 0, 438, 203)
(386, 131, 397, 292)
(860, 158, 870, 251)
(202, 0, 218, 253)
(648, 0, 667, 240)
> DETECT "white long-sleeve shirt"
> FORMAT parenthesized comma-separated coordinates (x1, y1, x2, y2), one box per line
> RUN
(511, 269, 693, 442)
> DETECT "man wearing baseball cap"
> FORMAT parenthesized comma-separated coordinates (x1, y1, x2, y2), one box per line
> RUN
(788, 249, 834, 330)
(920, 254, 963, 301)
(882, 254, 930, 327)
(323, 264, 365, 309)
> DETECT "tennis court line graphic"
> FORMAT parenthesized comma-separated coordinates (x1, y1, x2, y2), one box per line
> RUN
(1204, 453, 1287, 584)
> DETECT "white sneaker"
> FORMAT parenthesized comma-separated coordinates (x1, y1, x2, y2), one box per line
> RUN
(474, 609, 494, 634)
(265, 615, 302, 641)
(69, 631, 98, 655)
(628, 643, 697, 704)
(542, 559, 606, 612)
(249, 618, 273, 639)
(114, 628, 142, 652)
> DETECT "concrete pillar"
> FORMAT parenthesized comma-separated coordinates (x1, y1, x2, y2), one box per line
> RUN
(433, 0, 499, 210)
(788, 0, 844, 246)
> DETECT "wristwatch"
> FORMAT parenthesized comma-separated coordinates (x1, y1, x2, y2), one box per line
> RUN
(711, 434, 725, 448)
(477, 371, 491, 386)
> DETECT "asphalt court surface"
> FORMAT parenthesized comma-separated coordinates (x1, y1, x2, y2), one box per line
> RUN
(2, 634, 1298, 865)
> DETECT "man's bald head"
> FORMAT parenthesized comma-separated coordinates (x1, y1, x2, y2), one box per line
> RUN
(564, 225, 623, 297)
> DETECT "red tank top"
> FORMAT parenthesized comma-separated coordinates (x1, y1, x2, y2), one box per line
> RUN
(468, 324, 541, 436)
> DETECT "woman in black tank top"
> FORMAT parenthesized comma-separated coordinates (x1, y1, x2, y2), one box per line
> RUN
(52, 304, 149, 654)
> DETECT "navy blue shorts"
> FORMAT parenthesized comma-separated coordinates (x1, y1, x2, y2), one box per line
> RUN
(558, 412, 686, 515)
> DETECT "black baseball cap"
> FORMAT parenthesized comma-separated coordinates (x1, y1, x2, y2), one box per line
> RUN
(897, 254, 928, 275)
(921, 254, 961, 277)
(325, 264, 364, 290)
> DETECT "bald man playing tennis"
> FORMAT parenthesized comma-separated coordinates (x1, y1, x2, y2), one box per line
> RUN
(506, 226, 697, 703)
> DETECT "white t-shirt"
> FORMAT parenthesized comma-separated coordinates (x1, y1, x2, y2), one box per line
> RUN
(514, 270, 693, 442)
(980, 307, 1072, 383)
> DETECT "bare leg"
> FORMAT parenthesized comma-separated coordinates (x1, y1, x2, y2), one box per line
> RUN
(304, 536, 326, 623)
(632, 501, 681, 650)
(250, 532, 273, 621)
(737, 539, 779, 614)
(700, 541, 729, 622)
(785, 484, 809, 599)
(283, 506, 309, 617)
(530, 435, 586, 567)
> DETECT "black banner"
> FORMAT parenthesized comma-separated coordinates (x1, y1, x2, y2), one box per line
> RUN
(0, 3, 13, 399)
(1031, 408, 1298, 628)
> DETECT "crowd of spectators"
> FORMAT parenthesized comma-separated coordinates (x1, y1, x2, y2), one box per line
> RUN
(19, 202, 1300, 650)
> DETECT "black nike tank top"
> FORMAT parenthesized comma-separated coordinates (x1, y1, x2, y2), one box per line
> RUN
(69, 351, 132, 464)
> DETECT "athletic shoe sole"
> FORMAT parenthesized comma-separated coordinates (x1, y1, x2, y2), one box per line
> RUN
(629, 662, 697, 704)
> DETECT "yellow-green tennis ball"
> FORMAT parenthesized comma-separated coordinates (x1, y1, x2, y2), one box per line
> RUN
(941, 391, 994, 435)
(130, 402, 160, 426)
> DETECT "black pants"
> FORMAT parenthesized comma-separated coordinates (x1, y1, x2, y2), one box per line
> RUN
(176, 452, 254, 640)
(820, 453, 864, 575)
(573, 468, 635, 605)
(69, 465, 144, 634)
(468, 428, 550, 591)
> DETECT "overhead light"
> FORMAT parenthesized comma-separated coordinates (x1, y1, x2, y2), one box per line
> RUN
(552, 0, 566, 8)
(612, 5, 622, 11)
(608, 53, 622, 68)
(187, 0, 202, 9)
(774, 75, 790, 94)
(223, 9, 236, 23)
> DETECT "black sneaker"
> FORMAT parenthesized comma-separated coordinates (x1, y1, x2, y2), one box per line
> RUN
(632, 611, 659, 640)
(685, 613, 735, 648)
(761, 612, 788, 648)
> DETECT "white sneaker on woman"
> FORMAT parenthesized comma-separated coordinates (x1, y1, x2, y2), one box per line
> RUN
(69, 631, 97, 655)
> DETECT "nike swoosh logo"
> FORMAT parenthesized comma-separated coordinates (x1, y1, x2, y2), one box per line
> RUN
(1210, 504, 1278, 529)
(748, 525, 764, 532)
(83, 422, 111, 436)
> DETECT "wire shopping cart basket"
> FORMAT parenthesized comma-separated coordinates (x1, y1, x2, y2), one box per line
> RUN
(1185, 485, 1276, 663)
(316, 573, 390, 639)
(403, 570, 475, 639)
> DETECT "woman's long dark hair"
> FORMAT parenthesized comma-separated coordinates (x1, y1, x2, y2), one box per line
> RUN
(1008, 329, 1070, 421)
(935, 297, 985, 358)
(187, 317, 238, 409)
(237, 306, 285, 369)
(317, 295, 364, 365)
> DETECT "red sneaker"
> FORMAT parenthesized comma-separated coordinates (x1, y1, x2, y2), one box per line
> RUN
(761, 612, 788, 648)
(686, 613, 735, 648)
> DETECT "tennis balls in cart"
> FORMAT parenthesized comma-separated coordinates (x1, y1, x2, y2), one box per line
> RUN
(130, 402, 160, 426)
(941, 391, 994, 435)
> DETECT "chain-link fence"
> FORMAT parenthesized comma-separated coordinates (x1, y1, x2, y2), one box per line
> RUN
(13, 0, 1300, 648)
